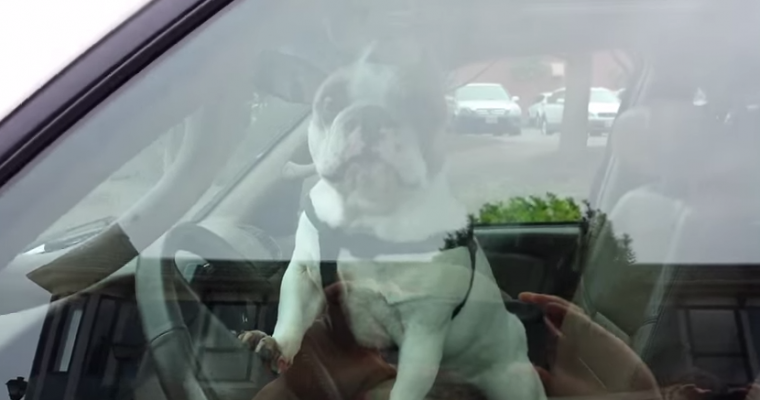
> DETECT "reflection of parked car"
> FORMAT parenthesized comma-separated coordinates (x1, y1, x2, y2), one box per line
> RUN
(445, 94, 457, 122)
(453, 83, 522, 135)
(538, 87, 621, 136)
(527, 92, 552, 127)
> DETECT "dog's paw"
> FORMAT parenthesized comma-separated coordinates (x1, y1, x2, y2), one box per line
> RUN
(238, 330, 291, 374)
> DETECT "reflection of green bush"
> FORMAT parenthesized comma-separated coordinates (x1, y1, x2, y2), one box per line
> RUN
(471, 193, 636, 275)
(474, 193, 582, 224)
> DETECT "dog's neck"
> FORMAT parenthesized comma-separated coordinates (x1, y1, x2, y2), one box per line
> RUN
(309, 165, 467, 243)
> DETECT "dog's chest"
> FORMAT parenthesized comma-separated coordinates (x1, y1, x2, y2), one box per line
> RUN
(334, 253, 437, 349)
(312, 250, 471, 350)
(339, 272, 405, 349)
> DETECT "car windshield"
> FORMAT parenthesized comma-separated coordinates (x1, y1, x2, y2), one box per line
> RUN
(3, 2, 760, 400)
(589, 89, 620, 103)
(455, 85, 511, 101)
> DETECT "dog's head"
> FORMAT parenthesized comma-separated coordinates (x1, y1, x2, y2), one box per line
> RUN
(308, 46, 449, 217)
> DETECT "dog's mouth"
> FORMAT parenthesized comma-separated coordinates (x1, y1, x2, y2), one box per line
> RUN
(322, 153, 419, 190)
(319, 103, 426, 189)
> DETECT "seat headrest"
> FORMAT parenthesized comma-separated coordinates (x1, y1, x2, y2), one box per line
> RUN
(611, 100, 711, 181)
(688, 125, 760, 214)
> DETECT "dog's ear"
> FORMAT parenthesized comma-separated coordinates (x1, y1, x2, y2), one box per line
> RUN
(251, 50, 328, 104)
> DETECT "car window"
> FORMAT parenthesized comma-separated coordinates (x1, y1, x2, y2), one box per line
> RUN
(2, 2, 760, 400)
(456, 84, 511, 101)
(589, 89, 620, 103)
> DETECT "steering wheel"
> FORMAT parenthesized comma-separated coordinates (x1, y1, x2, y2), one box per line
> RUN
(135, 222, 337, 400)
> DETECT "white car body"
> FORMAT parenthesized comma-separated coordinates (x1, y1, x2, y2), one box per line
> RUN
(453, 83, 523, 135)
(538, 87, 621, 135)
(454, 83, 522, 116)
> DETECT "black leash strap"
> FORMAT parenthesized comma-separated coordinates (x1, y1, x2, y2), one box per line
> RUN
(303, 200, 341, 289)
(302, 198, 476, 318)
(451, 238, 477, 319)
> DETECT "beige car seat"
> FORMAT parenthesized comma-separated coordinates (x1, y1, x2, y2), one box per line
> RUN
(572, 98, 714, 389)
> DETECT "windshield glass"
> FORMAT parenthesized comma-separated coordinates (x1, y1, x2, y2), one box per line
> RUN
(589, 89, 620, 103)
(3, 1, 760, 400)
(455, 84, 511, 101)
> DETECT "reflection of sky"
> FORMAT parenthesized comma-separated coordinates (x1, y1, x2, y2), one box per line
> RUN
(0, 0, 151, 119)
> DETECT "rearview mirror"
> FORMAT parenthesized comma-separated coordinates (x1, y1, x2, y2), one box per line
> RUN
(251, 50, 328, 104)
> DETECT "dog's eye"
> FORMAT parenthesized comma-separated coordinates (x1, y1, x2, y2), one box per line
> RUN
(321, 95, 345, 126)
(317, 76, 350, 126)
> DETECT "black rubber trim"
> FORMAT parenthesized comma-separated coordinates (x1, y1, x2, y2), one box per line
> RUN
(0, 0, 234, 187)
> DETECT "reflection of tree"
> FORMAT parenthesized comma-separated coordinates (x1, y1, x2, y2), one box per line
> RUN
(559, 53, 592, 156)
(476, 193, 582, 224)
(470, 194, 636, 274)
(576, 200, 636, 273)
(441, 214, 476, 251)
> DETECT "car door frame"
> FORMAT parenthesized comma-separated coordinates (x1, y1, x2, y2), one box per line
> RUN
(543, 89, 566, 126)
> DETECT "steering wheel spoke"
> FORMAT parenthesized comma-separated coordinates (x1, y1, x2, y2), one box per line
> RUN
(136, 222, 280, 400)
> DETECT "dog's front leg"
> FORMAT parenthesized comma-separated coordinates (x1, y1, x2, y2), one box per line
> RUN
(242, 260, 325, 373)
(390, 326, 447, 400)
(271, 259, 326, 365)
(240, 213, 325, 372)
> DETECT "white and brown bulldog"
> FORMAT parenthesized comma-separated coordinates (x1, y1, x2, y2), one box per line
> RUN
(240, 48, 546, 400)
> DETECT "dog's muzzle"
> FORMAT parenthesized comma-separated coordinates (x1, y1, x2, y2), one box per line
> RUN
(341, 104, 398, 139)
(321, 104, 401, 183)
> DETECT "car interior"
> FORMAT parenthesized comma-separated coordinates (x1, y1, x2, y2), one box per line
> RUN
(1, 1, 760, 400)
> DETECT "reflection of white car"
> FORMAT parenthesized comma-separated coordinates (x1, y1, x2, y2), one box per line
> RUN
(453, 83, 523, 135)
(538, 87, 621, 136)
(527, 92, 552, 127)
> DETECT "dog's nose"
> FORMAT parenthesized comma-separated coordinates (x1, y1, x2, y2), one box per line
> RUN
(353, 105, 397, 137)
